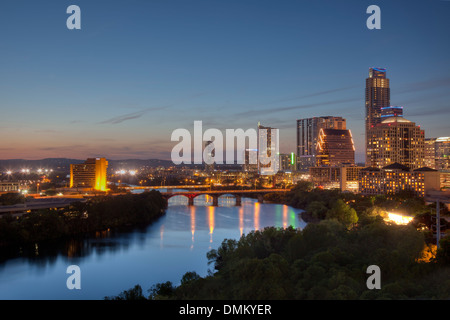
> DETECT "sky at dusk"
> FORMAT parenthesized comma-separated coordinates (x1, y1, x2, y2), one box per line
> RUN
(1, 0, 449, 163)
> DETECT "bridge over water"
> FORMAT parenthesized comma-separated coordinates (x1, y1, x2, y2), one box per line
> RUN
(160, 189, 290, 206)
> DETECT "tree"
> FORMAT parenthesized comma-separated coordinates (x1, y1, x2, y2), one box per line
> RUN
(104, 284, 146, 300)
(306, 201, 328, 220)
(326, 199, 358, 227)
(148, 281, 175, 300)
(436, 236, 450, 265)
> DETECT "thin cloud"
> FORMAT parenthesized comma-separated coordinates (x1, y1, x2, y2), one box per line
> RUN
(407, 105, 450, 117)
(99, 106, 168, 125)
(98, 92, 207, 125)
(261, 85, 358, 106)
(235, 97, 361, 117)
(396, 77, 450, 95)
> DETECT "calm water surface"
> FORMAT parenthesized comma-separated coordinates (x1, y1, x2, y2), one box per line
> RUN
(0, 192, 306, 300)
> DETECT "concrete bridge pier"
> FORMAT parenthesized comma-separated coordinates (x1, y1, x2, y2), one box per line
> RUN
(188, 196, 195, 206)
(257, 194, 264, 204)
(235, 195, 242, 206)
(212, 195, 219, 207)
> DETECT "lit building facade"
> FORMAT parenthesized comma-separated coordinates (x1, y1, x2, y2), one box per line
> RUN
(309, 166, 362, 192)
(242, 148, 258, 172)
(0, 182, 20, 193)
(296, 116, 346, 171)
(423, 137, 450, 170)
(358, 163, 440, 197)
(424, 138, 437, 169)
(381, 106, 403, 119)
(435, 137, 450, 170)
(365, 67, 390, 166)
(204, 140, 215, 173)
(257, 123, 279, 175)
(279, 153, 296, 172)
(316, 129, 355, 167)
(70, 158, 108, 191)
(366, 116, 425, 170)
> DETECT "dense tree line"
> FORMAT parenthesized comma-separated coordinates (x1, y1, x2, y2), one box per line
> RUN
(0, 190, 167, 246)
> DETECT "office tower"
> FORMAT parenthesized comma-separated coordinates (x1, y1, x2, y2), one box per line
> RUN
(70, 158, 108, 191)
(316, 129, 355, 167)
(204, 140, 215, 172)
(381, 106, 403, 119)
(279, 153, 296, 172)
(366, 116, 425, 169)
(424, 138, 437, 169)
(365, 67, 390, 166)
(435, 137, 450, 170)
(242, 148, 258, 172)
(257, 123, 279, 175)
(296, 116, 346, 171)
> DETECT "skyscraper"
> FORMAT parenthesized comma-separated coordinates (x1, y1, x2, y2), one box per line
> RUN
(423, 137, 450, 170)
(242, 148, 258, 172)
(435, 137, 450, 170)
(204, 140, 215, 172)
(257, 123, 279, 175)
(316, 128, 355, 167)
(366, 116, 425, 170)
(381, 106, 403, 119)
(365, 67, 390, 166)
(296, 116, 346, 171)
(424, 138, 437, 169)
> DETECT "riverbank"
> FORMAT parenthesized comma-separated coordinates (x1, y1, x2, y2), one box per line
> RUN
(0, 190, 167, 250)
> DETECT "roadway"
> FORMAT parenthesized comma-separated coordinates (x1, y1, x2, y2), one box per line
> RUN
(0, 197, 86, 216)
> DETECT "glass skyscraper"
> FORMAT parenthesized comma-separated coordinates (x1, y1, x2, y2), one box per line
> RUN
(365, 67, 390, 166)
(296, 116, 346, 171)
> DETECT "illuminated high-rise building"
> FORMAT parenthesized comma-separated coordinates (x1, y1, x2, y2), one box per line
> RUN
(381, 106, 403, 119)
(424, 138, 437, 169)
(296, 116, 346, 171)
(70, 158, 108, 191)
(423, 137, 450, 170)
(242, 148, 258, 172)
(366, 116, 425, 169)
(365, 67, 390, 166)
(204, 140, 215, 172)
(279, 153, 296, 172)
(257, 123, 279, 175)
(435, 137, 450, 170)
(316, 129, 355, 167)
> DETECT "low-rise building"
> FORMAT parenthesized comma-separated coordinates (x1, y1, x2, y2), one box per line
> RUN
(358, 163, 440, 197)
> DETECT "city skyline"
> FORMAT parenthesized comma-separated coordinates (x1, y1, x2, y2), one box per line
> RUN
(1, 0, 450, 163)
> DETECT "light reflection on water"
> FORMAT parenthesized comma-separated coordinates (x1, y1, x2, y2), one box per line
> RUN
(0, 192, 305, 300)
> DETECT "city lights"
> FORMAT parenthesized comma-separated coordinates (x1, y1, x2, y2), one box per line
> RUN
(385, 212, 414, 225)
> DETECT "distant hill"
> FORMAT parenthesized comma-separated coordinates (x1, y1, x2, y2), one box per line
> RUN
(0, 158, 244, 172)
(0, 158, 174, 171)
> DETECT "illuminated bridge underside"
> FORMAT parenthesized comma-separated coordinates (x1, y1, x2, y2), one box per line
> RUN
(161, 189, 289, 206)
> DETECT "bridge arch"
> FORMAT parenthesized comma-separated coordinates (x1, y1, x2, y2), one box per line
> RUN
(161, 189, 288, 207)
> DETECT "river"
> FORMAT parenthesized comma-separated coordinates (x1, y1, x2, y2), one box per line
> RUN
(0, 192, 306, 300)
